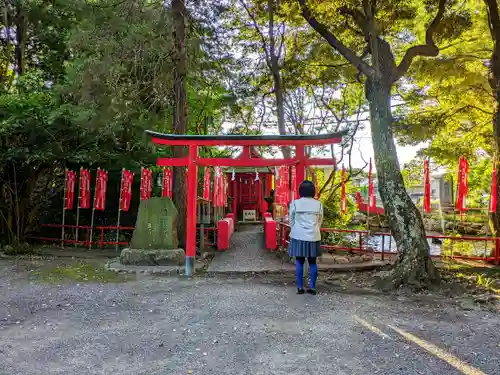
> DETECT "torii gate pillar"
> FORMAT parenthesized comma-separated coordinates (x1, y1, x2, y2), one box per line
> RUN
(295, 145, 306, 195)
(185, 145, 198, 276)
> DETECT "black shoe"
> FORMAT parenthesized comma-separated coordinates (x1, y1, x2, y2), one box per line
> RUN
(297, 288, 305, 294)
(307, 289, 317, 295)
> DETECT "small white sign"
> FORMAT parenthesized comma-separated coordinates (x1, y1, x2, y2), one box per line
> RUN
(243, 210, 256, 221)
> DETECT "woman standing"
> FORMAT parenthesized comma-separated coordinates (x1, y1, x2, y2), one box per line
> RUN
(288, 180, 323, 295)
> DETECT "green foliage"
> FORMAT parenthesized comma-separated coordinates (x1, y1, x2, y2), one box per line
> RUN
(394, 3, 493, 167)
(33, 262, 126, 283)
(317, 169, 356, 227)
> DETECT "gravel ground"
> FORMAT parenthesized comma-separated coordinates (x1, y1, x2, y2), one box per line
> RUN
(0, 259, 499, 375)
(207, 226, 294, 273)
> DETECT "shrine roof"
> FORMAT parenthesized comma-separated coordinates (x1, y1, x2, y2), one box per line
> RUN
(146, 130, 347, 146)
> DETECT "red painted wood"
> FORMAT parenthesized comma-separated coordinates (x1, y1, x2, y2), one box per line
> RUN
(217, 217, 234, 250)
(239, 175, 258, 212)
(156, 157, 336, 168)
(151, 136, 343, 147)
(186, 145, 198, 257)
(157, 157, 189, 167)
(264, 215, 277, 250)
(295, 145, 306, 197)
(304, 158, 337, 166)
(197, 158, 295, 167)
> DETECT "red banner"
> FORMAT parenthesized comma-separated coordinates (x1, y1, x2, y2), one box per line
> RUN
(368, 158, 374, 198)
(370, 194, 377, 211)
(120, 169, 134, 212)
(203, 168, 211, 201)
(223, 175, 228, 206)
(341, 167, 347, 214)
(314, 172, 319, 199)
(213, 167, 220, 207)
(490, 163, 497, 213)
(162, 168, 172, 199)
(79, 168, 91, 209)
(283, 166, 290, 203)
(64, 170, 77, 210)
(94, 168, 109, 211)
(423, 159, 431, 213)
(356, 191, 362, 208)
(456, 156, 469, 213)
(216, 168, 223, 207)
(140, 168, 153, 200)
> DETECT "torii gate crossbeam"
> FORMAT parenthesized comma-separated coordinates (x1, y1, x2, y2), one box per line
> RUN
(146, 130, 347, 276)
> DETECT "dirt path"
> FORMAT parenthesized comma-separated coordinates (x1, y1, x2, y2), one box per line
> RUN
(207, 225, 294, 273)
(0, 258, 499, 375)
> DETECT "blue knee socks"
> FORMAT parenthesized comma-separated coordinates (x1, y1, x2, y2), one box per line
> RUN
(309, 263, 318, 289)
(295, 260, 304, 289)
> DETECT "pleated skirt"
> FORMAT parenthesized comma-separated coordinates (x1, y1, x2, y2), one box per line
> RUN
(288, 238, 322, 258)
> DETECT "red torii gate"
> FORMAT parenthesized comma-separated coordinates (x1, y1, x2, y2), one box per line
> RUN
(146, 130, 346, 276)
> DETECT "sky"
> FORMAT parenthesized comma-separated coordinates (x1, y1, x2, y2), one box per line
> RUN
(347, 125, 423, 169)
(221, 110, 423, 171)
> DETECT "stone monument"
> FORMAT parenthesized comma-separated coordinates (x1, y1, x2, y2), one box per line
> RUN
(119, 197, 185, 266)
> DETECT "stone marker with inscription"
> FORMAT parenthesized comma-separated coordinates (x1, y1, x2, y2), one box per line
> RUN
(120, 197, 185, 266)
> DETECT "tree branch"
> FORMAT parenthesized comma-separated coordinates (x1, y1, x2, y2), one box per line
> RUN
(296, 0, 375, 78)
(394, 0, 448, 81)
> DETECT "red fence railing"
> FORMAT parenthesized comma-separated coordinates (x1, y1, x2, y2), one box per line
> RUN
(33, 223, 219, 250)
(33, 224, 135, 249)
(276, 221, 500, 265)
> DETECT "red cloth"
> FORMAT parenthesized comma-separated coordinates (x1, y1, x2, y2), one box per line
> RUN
(314, 173, 319, 199)
(456, 156, 469, 213)
(341, 167, 347, 214)
(291, 167, 297, 201)
(368, 158, 374, 198)
(490, 164, 497, 213)
(162, 168, 172, 199)
(94, 168, 109, 210)
(140, 168, 152, 200)
(202, 168, 211, 201)
(423, 159, 431, 213)
(120, 169, 134, 211)
(64, 170, 77, 210)
(213, 167, 222, 207)
(79, 168, 91, 209)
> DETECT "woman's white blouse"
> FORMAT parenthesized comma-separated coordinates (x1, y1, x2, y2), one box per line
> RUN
(289, 197, 324, 242)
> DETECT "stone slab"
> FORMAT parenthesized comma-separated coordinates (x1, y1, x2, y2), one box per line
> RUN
(119, 248, 185, 266)
(207, 225, 391, 275)
(130, 197, 178, 249)
(106, 259, 204, 275)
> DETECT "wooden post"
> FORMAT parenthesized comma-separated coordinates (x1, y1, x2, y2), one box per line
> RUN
(115, 168, 124, 251)
(185, 145, 198, 276)
(200, 224, 205, 252)
(61, 169, 67, 248)
(295, 145, 306, 194)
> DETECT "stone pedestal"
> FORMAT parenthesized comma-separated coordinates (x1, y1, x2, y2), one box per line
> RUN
(120, 197, 185, 266)
(120, 248, 185, 266)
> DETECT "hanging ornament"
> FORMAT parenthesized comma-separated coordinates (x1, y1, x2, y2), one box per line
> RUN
(255, 168, 259, 181)
(232, 168, 235, 181)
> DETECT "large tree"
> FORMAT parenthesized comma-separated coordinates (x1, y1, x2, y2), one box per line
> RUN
(293, 0, 472, 286)
(483, 0, 500, 236)
(171, 0, 189, 247)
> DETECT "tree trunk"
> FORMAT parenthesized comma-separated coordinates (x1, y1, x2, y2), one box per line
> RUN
(366, 78, 439, 287)
(484, 0, 500, 261)
(15, 1, 26, 76)
(268, 0, 291, 158)
(172, 0, 188, 248)
(274, 74, 290, 158)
